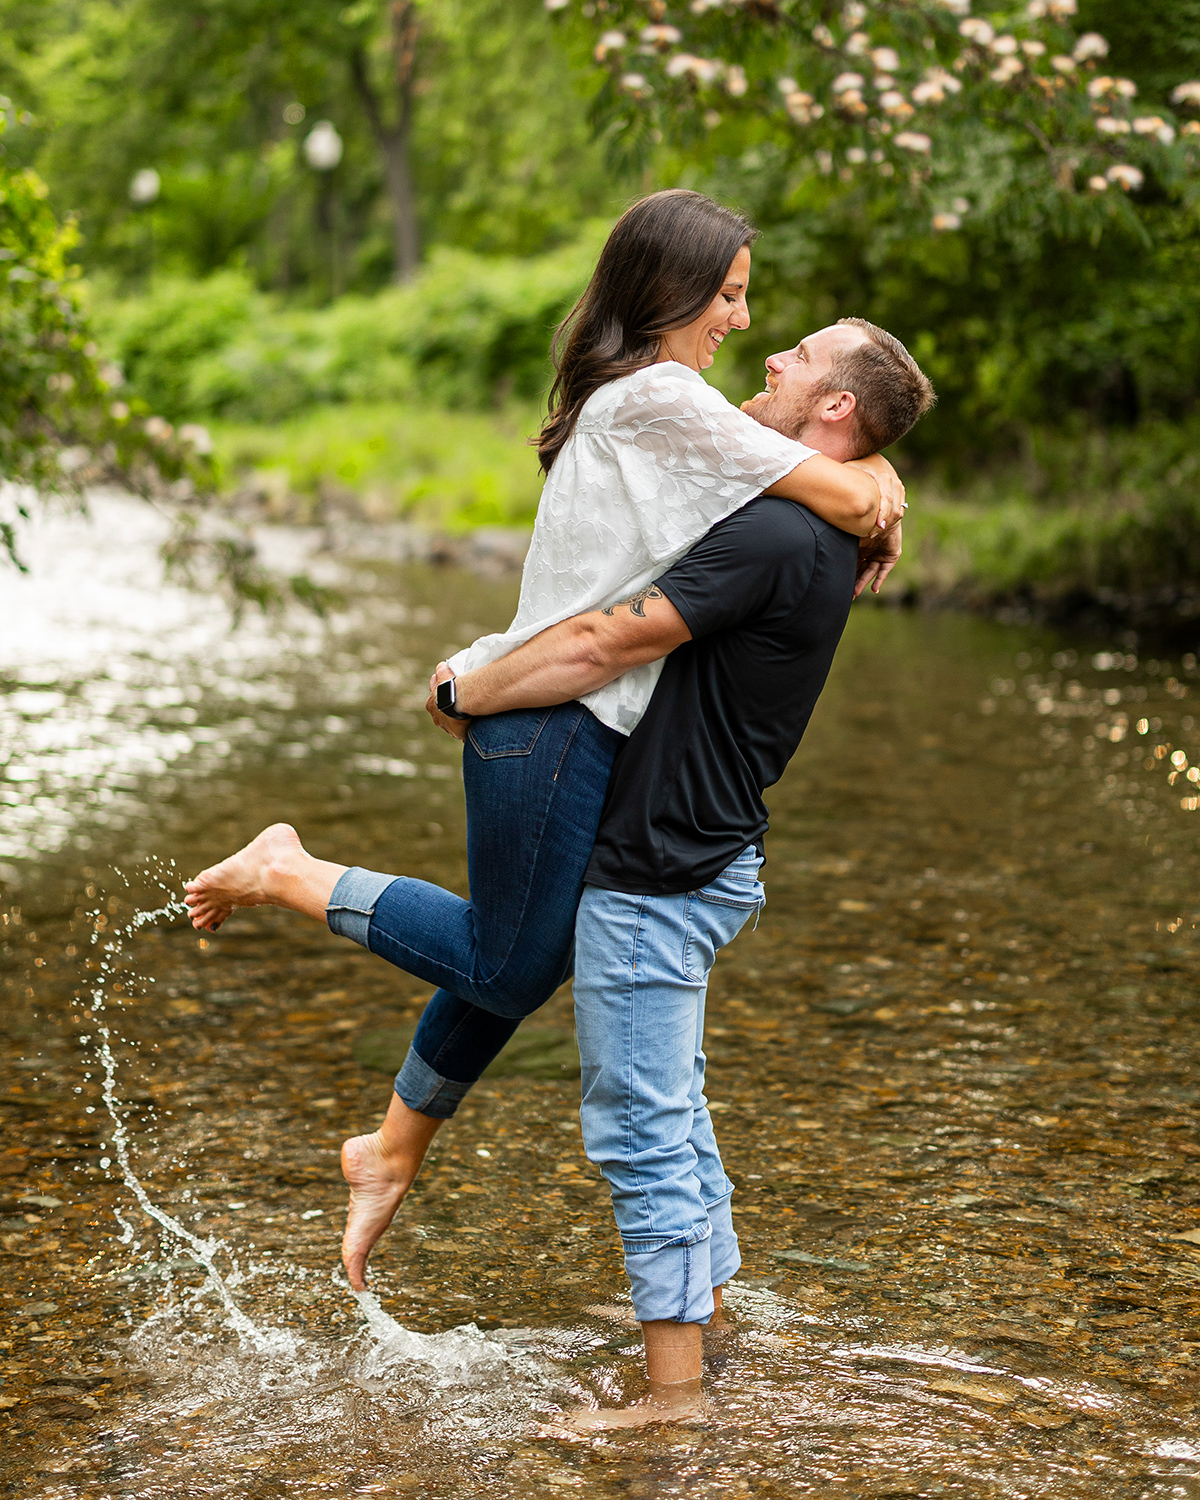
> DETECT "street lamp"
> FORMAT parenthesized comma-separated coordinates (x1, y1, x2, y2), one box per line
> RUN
(129, 168, 161, 204)
(303, 122, 343, 172)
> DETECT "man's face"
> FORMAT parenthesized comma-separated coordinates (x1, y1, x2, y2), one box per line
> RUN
(740, 324, 870, 443)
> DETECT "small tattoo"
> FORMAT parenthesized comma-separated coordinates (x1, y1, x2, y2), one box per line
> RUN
(602, 584, 663, 619)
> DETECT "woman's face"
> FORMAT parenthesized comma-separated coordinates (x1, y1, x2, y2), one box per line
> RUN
(660, 247, 752, 372)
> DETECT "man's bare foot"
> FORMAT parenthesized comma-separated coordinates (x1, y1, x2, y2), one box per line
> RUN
(340, 1094, 444, 1290)
(183, 823, 345, 931)
(542, 1380, 705, 1435)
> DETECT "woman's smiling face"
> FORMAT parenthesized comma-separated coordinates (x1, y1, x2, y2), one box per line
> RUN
(659, 247, 752, 372)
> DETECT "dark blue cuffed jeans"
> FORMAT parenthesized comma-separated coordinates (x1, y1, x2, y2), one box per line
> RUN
(326, 702, 621, 1117)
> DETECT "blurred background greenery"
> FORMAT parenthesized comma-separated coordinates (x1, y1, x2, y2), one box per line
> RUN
(2, 0, 1199, 625)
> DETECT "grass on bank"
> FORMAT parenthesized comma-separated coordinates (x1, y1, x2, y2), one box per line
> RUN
(212, 401, 545, 533)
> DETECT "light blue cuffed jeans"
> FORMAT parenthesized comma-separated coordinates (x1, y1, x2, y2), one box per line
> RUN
(574, 845, 765, 1326)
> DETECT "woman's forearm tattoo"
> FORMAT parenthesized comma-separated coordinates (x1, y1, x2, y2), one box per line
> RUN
(601, 584, 663, 619)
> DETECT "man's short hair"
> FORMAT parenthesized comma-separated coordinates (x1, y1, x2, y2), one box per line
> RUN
(824, 317, 936, 457)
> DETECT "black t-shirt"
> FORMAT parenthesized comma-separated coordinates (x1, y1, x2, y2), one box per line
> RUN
(584, 497, 858, 896)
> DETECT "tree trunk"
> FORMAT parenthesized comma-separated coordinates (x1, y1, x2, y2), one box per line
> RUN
(348, 2, 420, 285)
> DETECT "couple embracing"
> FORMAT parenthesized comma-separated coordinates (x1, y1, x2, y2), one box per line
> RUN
(185, 189, 934, 1429)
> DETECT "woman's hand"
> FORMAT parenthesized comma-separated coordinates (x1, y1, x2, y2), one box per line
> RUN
(846, 453, 906, 534)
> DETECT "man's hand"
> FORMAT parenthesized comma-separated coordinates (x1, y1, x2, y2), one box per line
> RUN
(853, 521, 902, 599)
(426, 662, 472, 740)
(846, 452, 906, 534)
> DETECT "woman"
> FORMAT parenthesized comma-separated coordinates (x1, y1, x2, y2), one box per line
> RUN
(183, 190, 903, 1287)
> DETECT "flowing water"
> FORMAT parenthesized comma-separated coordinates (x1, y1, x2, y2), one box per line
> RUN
(2, 496, 1199, 1498)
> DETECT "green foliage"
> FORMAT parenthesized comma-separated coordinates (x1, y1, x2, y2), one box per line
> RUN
(900, 417, 1200, 605)
(211, 401, 544, 531)
(90, 229, 604, 422)
(0, 98, 207, 562)
(0, 0, 624, 290)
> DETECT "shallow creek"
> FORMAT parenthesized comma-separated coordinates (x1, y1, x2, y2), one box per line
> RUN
(2, 499, 1200, 1498)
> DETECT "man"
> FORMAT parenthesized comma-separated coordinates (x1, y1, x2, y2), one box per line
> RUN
(413, 318, 935, 1427)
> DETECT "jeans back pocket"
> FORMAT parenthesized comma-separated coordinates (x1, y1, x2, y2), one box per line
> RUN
(468, 707, 554, 760)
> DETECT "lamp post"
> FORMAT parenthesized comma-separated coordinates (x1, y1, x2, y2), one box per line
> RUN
(129, 169, 160, 285)
(303, 122, 345, 297)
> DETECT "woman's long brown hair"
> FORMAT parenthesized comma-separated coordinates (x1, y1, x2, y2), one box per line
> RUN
(537, 189, 757, 474)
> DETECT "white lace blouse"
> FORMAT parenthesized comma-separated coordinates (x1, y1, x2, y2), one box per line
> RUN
(446, 360, 817, 735)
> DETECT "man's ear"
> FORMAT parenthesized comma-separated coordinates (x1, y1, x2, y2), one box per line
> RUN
(819, 390, 857, 424)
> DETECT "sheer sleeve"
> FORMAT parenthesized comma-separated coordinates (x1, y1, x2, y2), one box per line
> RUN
(599, 365, 818, 561)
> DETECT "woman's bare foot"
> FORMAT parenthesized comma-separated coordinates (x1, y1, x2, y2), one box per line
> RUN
(542, 1380, 705, 1435)
(341, 1094, 444, 1290)
(183, 823, 345, 931)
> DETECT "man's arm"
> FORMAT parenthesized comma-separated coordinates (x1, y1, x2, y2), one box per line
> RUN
(426, 587, 692, 738)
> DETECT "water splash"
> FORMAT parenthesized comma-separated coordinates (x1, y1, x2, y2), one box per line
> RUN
(82, 868, 291, 1354)
(80, 865, 528, 1387)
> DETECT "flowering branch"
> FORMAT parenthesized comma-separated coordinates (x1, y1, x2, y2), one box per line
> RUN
(548, 0, 1200, 229)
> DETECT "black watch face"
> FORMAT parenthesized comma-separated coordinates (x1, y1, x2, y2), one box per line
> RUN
(436, 680, 454, 711)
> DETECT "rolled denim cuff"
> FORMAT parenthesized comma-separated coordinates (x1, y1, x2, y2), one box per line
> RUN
(623, 1221, 715, 1325)
(706, 1192, 741, 1289)
(326, 867, 398, 948)
(394, 1044, 475, 1120)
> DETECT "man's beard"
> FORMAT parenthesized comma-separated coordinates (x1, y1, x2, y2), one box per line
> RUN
(741, 382, 826, 442)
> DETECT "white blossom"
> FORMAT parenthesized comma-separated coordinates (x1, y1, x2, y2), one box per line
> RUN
(703, 108, 722, 127)
(936, 0, 971, 13)
(1184, 121, 1200, 136)
(1114, 78, 1138, 99)
(594, 30, 626, 60)
(1050, 55, 1076, 74)
(1047, 0, 1077, 15)
(895, 130, 932, 152)
(880, 90, 914, 118)
(952, 195, 970, 212)
(725, 65, 748, 97)
(932, 211, 961, 230)
(1073, 33, 1109, 62)
(1086, 76, 1114, 99)
(832, 71, 866, 94)
(1171, 81, 1200, 108)
(912, 68, 962, 104)
(640, 24, 682, 48)
(544, 0, 569, 10)
(666, 53, 722, 83)
(1106, 163, 1143, 191)
(845, 31, 870, 56)
(874, 74, 895, 89)
(690, 0, 723, 12)
(991, 58, 1023, 82)
(784, 89, 822, 122)
(777, 76, 799, 94)
(620, 72, 649, 92)
(1025, 0, 1047, 15)
(846, 146, 867, 162)
(990, 35, 1019, 56)
(1021, 39, 1046, 57)
(178, 424, 213, 455)
(1132, 115, 1165, 135)
(1095, 115, 1131, 134)
(812, 23, 835, 47)
(144, 416, 174, 441)
(843, 1, 867, 23)
(1086, 174, 1109, 192)
(871, 47, 900, 73)
(959, 18, 994, 45)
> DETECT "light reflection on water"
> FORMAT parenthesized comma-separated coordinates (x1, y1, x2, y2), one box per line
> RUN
(4, 500, 1200, 1497)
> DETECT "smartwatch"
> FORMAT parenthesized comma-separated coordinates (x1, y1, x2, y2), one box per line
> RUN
(435, 675, 471, 721)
